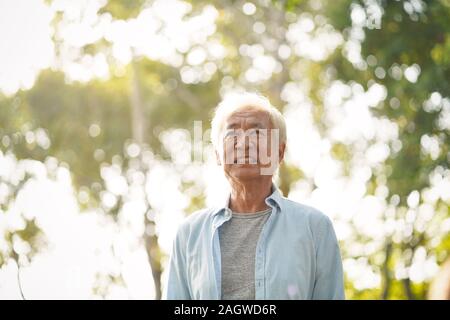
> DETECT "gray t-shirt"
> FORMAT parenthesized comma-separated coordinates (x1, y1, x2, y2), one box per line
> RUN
(219, 207, 272, 300)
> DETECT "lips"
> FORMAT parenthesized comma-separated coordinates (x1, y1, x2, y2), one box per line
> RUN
(235, 157, 257, 163)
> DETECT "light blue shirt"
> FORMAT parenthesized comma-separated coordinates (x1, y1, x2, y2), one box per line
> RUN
(164, 184, 345, 300)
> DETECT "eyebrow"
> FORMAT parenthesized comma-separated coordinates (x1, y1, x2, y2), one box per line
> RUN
(248, 122, 265, 129)
(225, 121, 266, 130)
(225, 122, 240, 129)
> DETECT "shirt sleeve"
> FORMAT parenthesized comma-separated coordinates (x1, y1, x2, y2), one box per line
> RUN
(312, 215, 345, 300)
(163, 223, 191, 300)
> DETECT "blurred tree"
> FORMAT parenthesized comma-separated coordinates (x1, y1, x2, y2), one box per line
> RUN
(15, 0, 222, 299)
(1, 0, 449, 300)
(284, 0, 450, 299)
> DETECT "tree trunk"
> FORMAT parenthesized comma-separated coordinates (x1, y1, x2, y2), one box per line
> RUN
(130, 61, 145, 145)
(381, 241, 393, 299)
(402, 278, 415, 300)
(129, 59, 162, 299)
(143, 215, 163, 300)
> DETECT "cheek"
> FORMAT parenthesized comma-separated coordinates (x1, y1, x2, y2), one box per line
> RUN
(258, 137, 272, 156)
(222, 141, 236, 163)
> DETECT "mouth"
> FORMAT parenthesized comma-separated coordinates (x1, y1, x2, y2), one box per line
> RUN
(234, 157, 258, 164)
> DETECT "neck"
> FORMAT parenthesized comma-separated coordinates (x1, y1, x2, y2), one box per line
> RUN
(228, 178, 273, 213)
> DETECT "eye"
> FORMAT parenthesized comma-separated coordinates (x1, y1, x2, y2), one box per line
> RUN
(249, 128, 265, 137)
(224, 130, 238, 139)
(248, 129, 259, 136)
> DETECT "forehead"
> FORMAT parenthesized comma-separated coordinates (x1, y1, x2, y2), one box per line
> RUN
(225, 107, 272, 127)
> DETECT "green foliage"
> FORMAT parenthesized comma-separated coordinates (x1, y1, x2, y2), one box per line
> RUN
(0, 169, 47, 269)
(322, 0, 450, 299)
(1, 0, 449, 299)
(99, 0, 147, 20)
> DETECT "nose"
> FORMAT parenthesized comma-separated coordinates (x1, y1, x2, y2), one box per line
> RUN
(235, 134, 246, 148)
(235, 133, 254, 156)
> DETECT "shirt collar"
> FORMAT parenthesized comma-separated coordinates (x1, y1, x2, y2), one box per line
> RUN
(212, 182, 284, 216)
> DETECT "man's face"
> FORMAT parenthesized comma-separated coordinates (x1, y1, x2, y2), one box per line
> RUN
(216, 107, 285, 180)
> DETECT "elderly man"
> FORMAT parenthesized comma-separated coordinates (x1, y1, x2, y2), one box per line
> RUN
(165, 92, 344, 300)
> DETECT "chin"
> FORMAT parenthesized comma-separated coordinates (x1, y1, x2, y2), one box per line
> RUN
(228, 165, 262, 179)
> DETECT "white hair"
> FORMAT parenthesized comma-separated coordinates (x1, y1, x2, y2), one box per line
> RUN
(210, 91, 287, 151)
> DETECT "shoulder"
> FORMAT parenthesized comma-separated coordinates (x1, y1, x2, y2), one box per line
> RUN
(280, 197, 334, 235)
(176, 207, 216, 238)
(282, 198, 331, 222)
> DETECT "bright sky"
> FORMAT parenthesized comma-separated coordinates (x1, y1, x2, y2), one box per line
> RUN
(0, 0, 449, 299)
(0, 0, 54, 95)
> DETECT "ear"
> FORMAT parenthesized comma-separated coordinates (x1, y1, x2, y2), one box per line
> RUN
(278, 142, 286, 164)
(215, 149, 222, 165)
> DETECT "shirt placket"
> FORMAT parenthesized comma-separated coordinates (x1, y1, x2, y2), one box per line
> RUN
(254, 204, 277, 299)
(211, 208, 232, 299)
